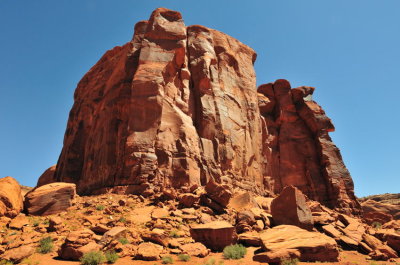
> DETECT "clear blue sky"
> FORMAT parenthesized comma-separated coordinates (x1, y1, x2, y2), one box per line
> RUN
(1, 1, 399, 197)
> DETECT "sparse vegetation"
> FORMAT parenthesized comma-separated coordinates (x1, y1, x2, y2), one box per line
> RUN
(371, 222, 382, 229)
(21, 258, 40, 265)
(105, 250, 119, 264)
(281, 258, 299, 265)
(0, 260, 13, 265)
(118, 217, 127, 223)
(223, 244, 247, 260)
(178, 254, 190, 262)
(37, 236, 54, 254)
(202, 258, 224, 265)
(161, 256, 174, 264)
(118, 237, 129, 245)
(169, 230, 180, 238)
(80, 251, 106, 265)
(96, 205, 105, 211)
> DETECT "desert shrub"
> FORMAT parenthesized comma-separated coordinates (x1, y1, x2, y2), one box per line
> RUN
(80, 251, 106, 265)
(118, 217, 127, 223)
(161, 256, 174, 264)
(37, 236, 54, 254)
(281, 258, 299, 265)
(96, 205, 105, 211)
(118, 237, 129, 245)
(223, 244, 247, 259)
(0, 260, 13, 265)
(21, 258, 39, 265)
(105, 250, 119, 264)
(169, 230, 180, 238)
(371, 222, 382, 229)
(178, 254, 190, 262)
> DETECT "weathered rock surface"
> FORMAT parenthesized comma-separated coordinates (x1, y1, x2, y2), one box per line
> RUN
(0, 244, 35, 263)
(45, 7, 359, 214)
(136, 242, 163, 261)
(24, 182, 76, 216)
(271, 185, 314, 230)
(190, 221, 236, 251)
(36, 165, 57, 187)
(361, 199, 400, 220)
(58, 229, 101, 260)
(259, 225, 339, 262)
(0, 176, 23, 218)
(259, 80, 360, 214)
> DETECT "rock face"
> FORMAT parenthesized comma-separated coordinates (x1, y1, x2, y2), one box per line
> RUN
(271, 185, 314, 230)
(24, 182, 76, 216)
(0, 176, 23, 218)
(49, 7, 360, 214)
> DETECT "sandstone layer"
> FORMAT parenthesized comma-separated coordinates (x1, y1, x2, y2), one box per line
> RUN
(41, 8, 360, 214)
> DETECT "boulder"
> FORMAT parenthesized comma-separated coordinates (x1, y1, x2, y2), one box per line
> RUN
(238, 232, 262, 247)
(142, 228, 169, 247)
(253, 249, 301, 264)
(271, 186, 314, 230)
(8, 214, 29, 229)
(24, 182, 76, 216)
(179, 193, 200, 208)
(36, 165, 57, 187)
(259, 225, 339, 262)
(100, 227, 128, 245)
(205, 180, 232, 208)
(362, 233, 398, 260)
(136, 242, 163, 261)
(0, 176, 23, 218)
(179, 242, 209, 257)
(1, 244, 35, 263)
(375, 229, 400, 254)
(363, 211, 393, 226)
(58, 229, 100, 260)
(190, 221, 236, 251)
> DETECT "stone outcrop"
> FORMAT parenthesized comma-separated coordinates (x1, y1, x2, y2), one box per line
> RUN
(24, 182, 76, 216)
(0, 176, 23, 218)
(47, 7, 360, 214)
(36, 165, 56, 187)
(258, 225, 339, 262)
(271, 185, 314, 230)
(190, 221, 236, 251)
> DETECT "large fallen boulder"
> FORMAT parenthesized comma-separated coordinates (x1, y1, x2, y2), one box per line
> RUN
(258, 225, 339, 262)
(271, 186, 314, 230)
(24, 182, 76, 216)
(0, 176, 23, 218)
(0, 244, 35, 263)
(190, 221, 236, 251)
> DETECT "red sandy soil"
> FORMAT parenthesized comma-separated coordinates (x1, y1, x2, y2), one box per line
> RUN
(26, 249, 400, 265)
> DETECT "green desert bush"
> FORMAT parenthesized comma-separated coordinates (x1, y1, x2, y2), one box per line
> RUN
(37, 236, 54, 254)
(371, 222, 382, 229)
(80, 251, 106, 265)
(96, 205, 105, 211)
(0, 260, 13, 265)
(223, 244, 247, 259)
(161, 256, 174, 264)
(281, 258, 299, 265)
(178, 254, 190, 262)
(118, 237, 129, 245)
(105, 250, 119, 264)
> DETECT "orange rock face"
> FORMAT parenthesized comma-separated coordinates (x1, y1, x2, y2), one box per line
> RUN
(0, 176, 23, 218)
(50, 8, 360, 214)
(259, 80, 360, 214)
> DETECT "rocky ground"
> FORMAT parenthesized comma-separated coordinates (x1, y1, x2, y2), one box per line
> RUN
(1, 177, 400, 265)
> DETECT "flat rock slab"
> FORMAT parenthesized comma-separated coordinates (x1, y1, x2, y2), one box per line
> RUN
(259, 225, 339, 262)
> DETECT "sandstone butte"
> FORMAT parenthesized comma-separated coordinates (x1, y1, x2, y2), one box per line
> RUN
(38, 8, 360, 215)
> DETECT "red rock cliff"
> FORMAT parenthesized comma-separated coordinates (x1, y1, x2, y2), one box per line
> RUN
(45, 8, 359, 214)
